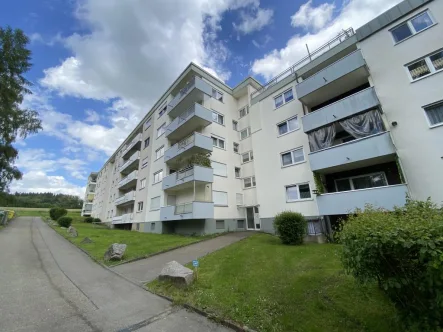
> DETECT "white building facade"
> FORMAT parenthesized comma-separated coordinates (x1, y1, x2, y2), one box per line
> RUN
(87, 0, 443, 236)
(81, 172, 97, 217)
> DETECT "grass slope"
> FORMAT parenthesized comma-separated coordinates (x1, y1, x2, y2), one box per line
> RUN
(148, 233, 400, 332)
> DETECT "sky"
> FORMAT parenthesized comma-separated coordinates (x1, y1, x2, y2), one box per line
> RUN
(1, 0, 402, 198)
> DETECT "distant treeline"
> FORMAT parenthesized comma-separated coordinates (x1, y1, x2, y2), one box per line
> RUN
(0, 192, 83, 209)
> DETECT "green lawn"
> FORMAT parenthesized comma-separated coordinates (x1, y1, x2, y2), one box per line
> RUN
(148, 233, 401, 332)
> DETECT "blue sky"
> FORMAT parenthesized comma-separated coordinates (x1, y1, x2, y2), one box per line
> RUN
(1, 0, 401, 197)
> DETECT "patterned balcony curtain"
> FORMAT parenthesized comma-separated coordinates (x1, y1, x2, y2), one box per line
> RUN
(339, 109, 384, 139)
(308, 124, 336, 152)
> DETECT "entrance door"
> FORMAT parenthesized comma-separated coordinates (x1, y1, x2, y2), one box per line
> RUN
(254, 206, 261, 230)
(246, 206, 261, 230)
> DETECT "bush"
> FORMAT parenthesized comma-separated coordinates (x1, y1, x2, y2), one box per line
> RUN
(84, 217, 94, 223)
(93, 218, 101, 223)
(57, 216, 72, 228)
(274, 211, 307, 245)
(340, 199, 443, 328)
(49, 207, 67, 221)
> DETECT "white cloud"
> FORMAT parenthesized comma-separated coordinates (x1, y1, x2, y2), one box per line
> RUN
(291, 0, 335, 31)
(252, 0, 402, 81)
(233, 7, 274, 35)
(84, 109, 100, 123)
(252, 34, 272, 48)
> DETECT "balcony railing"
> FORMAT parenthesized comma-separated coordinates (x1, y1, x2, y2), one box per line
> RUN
(160, 201, 214, 221)
(178, 134, 195, 149)
(121, 133, 142, 157)
(115, 191, 136, 206)
(112, 213, 134, 224)
(118, 170, 138, 188)
(170, 77, 196, 108)
(175, 202, 193, 214)
(163, 165, 213, 191)
(119, 151, 140, 173)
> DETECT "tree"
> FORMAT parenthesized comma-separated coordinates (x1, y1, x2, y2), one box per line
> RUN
(0, 26, 42, 191)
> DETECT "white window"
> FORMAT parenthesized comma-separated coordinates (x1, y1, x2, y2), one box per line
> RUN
(236, 193, 243, 206)
(137, 201, 144, 212)
(281, 148, 304, 167)
(150, 196, 160, 210)
(140, 178, 146, 189)
(212, 111, 224, 125)
(406, 49, 443, 81)
(239, 106, 249, 118)
(286, 183, 312, 202)
(274, 89, 294, 108)
(235, 167, 241, 178)
(212, 136, 225, 149)
(157, 123, 166, 137)
(141, 157, 148, 169)
(144, 137, 150, 149)
(423, 101, 443, 127)
(243, 176, 256, 188)
(153, 170, 163, 183)
(158, 104, 167, 118)
(213, 191, 228, 206)
(211, 161, 227, 177)
(212, 88, 223, 102)
(242, 151, 254, 163)
(156, 146, 164, 159)
(277, 116, 299, 136)
(240, 127, 251, 140)
(232, 120, 238, 131)
(144, 118, 151, 130)
(335, 172, 388, 192)
(233, 142, 239, 153)
(391, 11, 434, 43)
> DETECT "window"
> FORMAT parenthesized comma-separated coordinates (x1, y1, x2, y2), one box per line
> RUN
(156, 146, 164, 159)
(239, 106, 249, 118)
(150, 196, 160, 210)
(213, 191, 228, 206)
(157, 123, 166, 137)
(212, 88, 223, 102)
(144, 137, 150, 149)
(277, 116, 299, 135)
(235, 167, 241, 178)
(281, 148, 304, 167)
(153, 170, 163, 183)
(423, 101, 443, 126)
(211, 161, 227, 177)
(391, 11, 434, 43)
(140, 178, 146, 189)
(274, 88, 294, 108)
(286, 183, 312, 202)
(212, 136, 225, 149)
(141, 157, 148, 169)
(212, 111, 224, 125)
(144, 118, 151, 129)
(236, 193, 243, 206)
(242, 151, 254, 163)
(240, 127, 251, 140)
(232, 120, 238, 131)
(243, 176, 256, 188)
(151, 222, 155, 231)
(233, 142, 239, 153)
(237, 220, 245, 228)
(216, 220, 225, 229)
(335, 172, 388, 192)
(137, 201, 144, 212)
(407, 49, 443, 81)
(307, 220, 323, 235)
(158, 104, 167, 118)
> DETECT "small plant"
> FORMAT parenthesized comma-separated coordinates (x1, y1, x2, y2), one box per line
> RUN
(57, 216, 72, 228)
(313, 172, 325, 194)
(49, 207, 67, 221)
(84, 217, 94, 223)
(274, 211, 307, 245)
(93, 218, 101, 223)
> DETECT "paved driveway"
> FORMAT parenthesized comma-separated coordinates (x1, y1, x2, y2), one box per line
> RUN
(0, 217, 232, 332)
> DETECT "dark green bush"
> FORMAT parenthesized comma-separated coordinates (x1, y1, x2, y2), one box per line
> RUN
(93, 218, 101, 223)
(57, 216, 72, 228)
(49, 207, 67, 221)
(340, 199, 443, 328)
(274, 211, 307, 245)
(84, 217, 94, 223)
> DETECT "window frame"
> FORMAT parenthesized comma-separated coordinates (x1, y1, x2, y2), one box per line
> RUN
(137, 201, 144, 212)
(280, 147, 305, 167)
(233, 142, 239, 153)
(153, 170, 163, 184)
(158, 103, 167, 118)
(216, 220, 225, 230)
(235, 167, 241, 178)
(155, 146, 165, 160)
(422, 100, 443, 128)
(157, 123, 166, 138)
(274, 88, 294, 109)
(213, 190, 228, 206)
(277, 116, 300, 136)
(239, 106, 249, 118)
(212, 110, 225, 125)
(140, 178, 146, 189)
(144, 118, 152, 130)
(241, 150, 254, 164)
(406, 48, 443, 82)
(232, 120, 238, 131)
(243, 176, 256, 189)
(390, 10, 436, 45)
(144, 137, 150, 149)
(285, 183, 312, 202)
(150, 196, 160, 210)
(212, 88, 224, 102)
(334, 172, 388, 192)
(211, 135, 226, 150)
(141, 156, 148, 169)
(240, 127, 251, 140)
(211, 160, 228, 177)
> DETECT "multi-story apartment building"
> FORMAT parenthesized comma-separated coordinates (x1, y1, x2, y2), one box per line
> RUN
(86, 0, 443, 236)
(81, 172, 97, 217)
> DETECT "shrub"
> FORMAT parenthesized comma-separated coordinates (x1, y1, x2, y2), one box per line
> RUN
(93, 218, 101, 223)
(49, 207, 67, 221)
(84, 217, 94, 223)
(57, 216, 72, 228)
(274, 211, 307, 245)
(340, 199, 443, 328)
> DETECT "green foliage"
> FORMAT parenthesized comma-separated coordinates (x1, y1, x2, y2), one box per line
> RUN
(0, 192, 83, 208)
(177, 153, 212, 170)
(340, 199, 443, 328)
(0, 27, 42, 191)
(84, 217, 94, 223)
(274, 211, 307, 245)
(49, 207, 67, 221)
(57, 216, 72, 228)
(93, 218, 101, 223)
(313, 172, 325, 194)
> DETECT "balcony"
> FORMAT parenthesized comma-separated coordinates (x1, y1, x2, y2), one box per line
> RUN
(86, 193, 95, 202)
(309, 132, 396, 173)
(317, 184, 408, 215)
(119, 151, 140, 175)
(117, 170, 138, 190)
(115, 191, 136, 206)
(296, 50, 369, 107)
(168, 76, 213, 118)
(112, 213, 134, 225)
(165, 103, 212, 142)
(163, 165, 213, 191)
(160, 202, 214, 221)
(164, 133, 213, 167)
(302, 88, 379, 133)
(121, 133, 142, 159)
